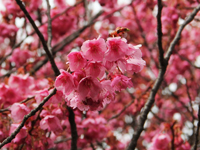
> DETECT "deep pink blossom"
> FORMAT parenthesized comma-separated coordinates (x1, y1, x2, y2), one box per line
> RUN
(9, 48, 32, 67)
(8, 74, 35, 96)
(105, 37, 128, 61)
(72, 70, 86, 87)
(81, 117, 108, 142)
(55, 69, 75, 95)
(81, 38, 107, 61)
(54, 0, 67, 8)
(0, 83, 22, 107)
(67, 51, 87, 71)
(0, 23, 18, 38)
(40, 115, 62, 132)
(10, 103, 30, 123)
(77, 76, 102, 101)
(149, 133, 171, 150)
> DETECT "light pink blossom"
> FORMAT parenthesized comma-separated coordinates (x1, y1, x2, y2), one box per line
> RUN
(55, 69, 75, 95)
(105, 37, 128, 61)
(111, 75, 133, 91)
(10, 103, 30, 123)
(81, 38, 107, 61)
(67, 51, 87, 71)
(40, 115, 63, 132)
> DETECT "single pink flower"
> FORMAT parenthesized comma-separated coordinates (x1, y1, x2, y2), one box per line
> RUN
(111, 75, 133, 91)
(105, 37, 128, 61)
(150, 133, 171, 150)
(55, 69, 75, 95)
(40, 115, 62, 132)
(9, 48, 32, 67)
(85, 62, 105, 79)
(100, 80, 115, 104)
(67, 51, 87, 71)
(72, 70, 86, 87)
(10, 103, 30, 123)
(8, 74, 35, 96)
(81, 38, 107, 61)
(126, 57, 146, 73)
(0, 83, 22, 107)
(126, 44, 142, 57)
(77, 76, 102, 101)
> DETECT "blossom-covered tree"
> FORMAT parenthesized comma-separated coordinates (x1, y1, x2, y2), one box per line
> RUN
(0, 0, 200, 149)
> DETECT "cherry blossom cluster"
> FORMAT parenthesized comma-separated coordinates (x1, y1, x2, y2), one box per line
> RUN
(55, 37, 145, 111)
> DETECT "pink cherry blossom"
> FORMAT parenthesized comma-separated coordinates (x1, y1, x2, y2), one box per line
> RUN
(72, 70, 86, 87)
(85, 61, 105, 79)
(40, 115, 63, 133)
(126, 44, 142, 57)
(104, 37, 128, 61)
(9, 48, 32, 67)
(0, 23, 18, 38)
(126, 57, 146, 73)
(81, 117, 108, 142)
(111, 75, 133, 91)
(81, 38, 107, 61)
(8, 74, 35, 96)
(9, 124, 27, 143)
(149, 133, 171, 150)
(54, 0, 67, 8)
(77, 76, 102, 101)
(67, 51, 87, 71)
(55, 69, 75, 95)
(10, 103, 30, 123)
(0, 83, 22, 107)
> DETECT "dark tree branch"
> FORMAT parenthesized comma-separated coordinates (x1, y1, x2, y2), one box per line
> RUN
(0, 88, 57, 148)
(193, 105, 200, 150)
(170, 121, 176, 150)
(67, 106, 78, 150)
(126, 3, 200, 150)
(157, 0, 165, 67)
(46, 0, 53, 53)
(15, 0, 60, 76)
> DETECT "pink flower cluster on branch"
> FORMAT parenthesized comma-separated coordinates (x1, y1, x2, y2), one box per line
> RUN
(55, 36, 145, 111)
